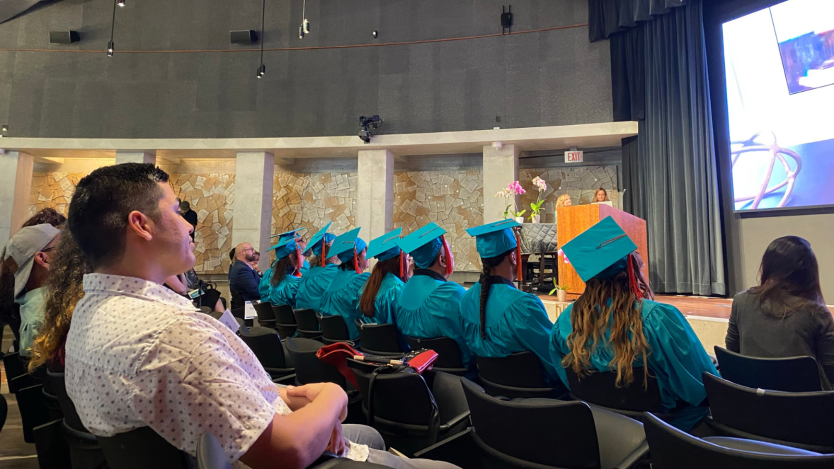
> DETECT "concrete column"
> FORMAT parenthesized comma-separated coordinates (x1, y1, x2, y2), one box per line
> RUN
(482, 143, 520, 223)
(115, 151, 156, 165)
(0, 151, 34, 248)
(356, 149, 394, 242)
(232, 152, 274, 272)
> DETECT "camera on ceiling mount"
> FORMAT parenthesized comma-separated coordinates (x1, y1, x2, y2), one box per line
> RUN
(359, 115, 384, 144)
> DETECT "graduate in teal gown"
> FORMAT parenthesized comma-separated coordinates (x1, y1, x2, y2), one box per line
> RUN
(319, 228, 370, 340)
(261, 228, 307, 301)
(264, 235, 304, 308)
(358, 229, 411, 350)
(296, 223, 338, 312)
(393, 223, 474, 368)
(549, 217, 718, 431)
(459, 219, 565, 387)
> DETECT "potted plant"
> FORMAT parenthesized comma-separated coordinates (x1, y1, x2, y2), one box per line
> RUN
(529, 176, 546, 223)
(494, 180, 527, 222)
(549, 279, 569, 302)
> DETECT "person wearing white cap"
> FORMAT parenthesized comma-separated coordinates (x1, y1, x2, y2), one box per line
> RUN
(3, 223, 61, 356)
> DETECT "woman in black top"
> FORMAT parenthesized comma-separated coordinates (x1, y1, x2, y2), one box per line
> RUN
(726, 236, 834, 387)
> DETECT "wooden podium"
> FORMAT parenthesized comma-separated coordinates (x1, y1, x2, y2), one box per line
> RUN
(556, 204, 648, 298)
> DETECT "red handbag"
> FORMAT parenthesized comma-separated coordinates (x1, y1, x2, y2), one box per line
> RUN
(316, 343, 440, 389)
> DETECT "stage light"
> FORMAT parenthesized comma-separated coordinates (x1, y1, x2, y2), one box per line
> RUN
(298, 0, 310, 39)
(107, 41, 114, 56)
(372, 30, 378, 38)
(117, 0, 125, 6)
(257, 64, 266, 78)
(1, 125, 8, 132)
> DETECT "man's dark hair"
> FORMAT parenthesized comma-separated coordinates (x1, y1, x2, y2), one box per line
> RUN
(180, 200, 190, 211)
(68, 163, 169, 269)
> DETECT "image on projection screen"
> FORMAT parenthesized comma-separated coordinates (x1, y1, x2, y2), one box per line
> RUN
(723, 0, 834, 211)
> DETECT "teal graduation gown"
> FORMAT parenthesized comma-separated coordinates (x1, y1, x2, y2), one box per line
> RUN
(267, 274, 301, 309)
(301, 259, 310, 274)
(296, 264, 339, 312)
(550, 299, 719, 430)
(460, 277, 563, 386)
(393, 270, 473, 368)
(320, 269, 371, 340)
(361, 272, 405, 325)
(259, 268, 274, 302)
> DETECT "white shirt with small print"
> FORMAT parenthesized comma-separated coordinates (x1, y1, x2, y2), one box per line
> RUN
(65, 273, 368, 467)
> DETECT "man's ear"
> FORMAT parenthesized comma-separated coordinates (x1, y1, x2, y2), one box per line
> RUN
(437, 249, 447, 268)
(33, 251, 51, 270)
(510, 250, 518, 266)
(127, 210, 154, 242)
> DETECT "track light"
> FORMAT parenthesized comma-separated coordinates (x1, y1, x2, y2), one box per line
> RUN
(107, 41, 114, 56)
(299, 0, 310, 39)
(117, 0, 125, 6)
(257, 64, 266, 78)
(1, 125, 8, 132)
(108, 0, 118, 56)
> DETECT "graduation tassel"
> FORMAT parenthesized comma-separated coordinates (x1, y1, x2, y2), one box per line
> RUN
(354, 247, 362, 274)
(399, 250, 405, 280)
(441, 235, 454, 277)
(515, 227, 523, 285)
(627, 253, 643, 300)
(293, 245, 303, 277)
(321, 237, 327, 263)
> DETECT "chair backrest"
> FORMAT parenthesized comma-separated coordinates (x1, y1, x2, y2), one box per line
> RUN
(351, 367, 438, 427)
(44, 369, 88, 433)
(566, 366, 664, 413)
(319, 314, 350, 342)
(704, 372, 834, 451)
(197, 433, 232, 469)
(0, 394, 6, 433)
(477, 352, 546, 388)
(285, 337, 346, 388)
(294, 309, 320, 332)
(97, 426, 189, 469)
(643, 412, 834, 469)
(252, 302, 276, 323)
(461, 378, 601, 468)
(405, 336, 464, 369)
(273, 305, 297, 324)
(230, 292, 243, 311)
(3, 352, 29, 391)
(357, 322, 402, 355)
(238, 326, 289, 369)
(714, 346, 824, 392)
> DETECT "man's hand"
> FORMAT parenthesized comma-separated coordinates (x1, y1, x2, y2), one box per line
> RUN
(325, 421, 347, 456)
(285, 383, 348, 422)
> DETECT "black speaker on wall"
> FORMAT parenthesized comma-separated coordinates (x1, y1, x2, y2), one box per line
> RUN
(49, 31, 80, 44)
(230, 30, 258, 44)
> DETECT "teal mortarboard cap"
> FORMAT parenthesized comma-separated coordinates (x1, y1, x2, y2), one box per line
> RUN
(367, 228, 403, 261)
(465, 219, 520, 259)
(304, 222, 333, 255)
(560, 216, 637, 282)
(270, 227, 307, 240)
(397, 222, 447, 268)
(328, 227, 367, 263)
(266, 236, 299, 261)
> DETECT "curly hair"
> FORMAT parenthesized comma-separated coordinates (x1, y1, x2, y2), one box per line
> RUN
(28, 230, 92, 372)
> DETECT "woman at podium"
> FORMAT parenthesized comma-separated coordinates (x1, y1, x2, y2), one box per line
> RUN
(594, 188, 610, 203)
(549, 218, 718, 431)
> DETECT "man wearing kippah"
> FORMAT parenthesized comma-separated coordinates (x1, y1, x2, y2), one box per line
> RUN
(3, 224, 61, 356)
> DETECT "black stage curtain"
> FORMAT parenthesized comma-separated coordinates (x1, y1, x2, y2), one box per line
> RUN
(597, 0, 726, 295)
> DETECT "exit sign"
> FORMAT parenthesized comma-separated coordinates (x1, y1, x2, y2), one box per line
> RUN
(565, 150, 584, 163)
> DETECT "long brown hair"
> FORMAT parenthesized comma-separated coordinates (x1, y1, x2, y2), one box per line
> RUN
(562, 252, 654, 388)
(359, 256, 405, 317)
(270, 252, 298, 287)
(29, 230, 92, 372)
(594, 188, 610, 202)
(749, 236, 826, 318)
(1, 209, 67, 334)
(478, 249, 514, 339)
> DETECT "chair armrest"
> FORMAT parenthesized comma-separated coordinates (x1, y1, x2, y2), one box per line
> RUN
(306, 451, 343, 469)
(444, 411, 471, 429)
(272, 374, 297, 385)
(613, 441, 649, 469)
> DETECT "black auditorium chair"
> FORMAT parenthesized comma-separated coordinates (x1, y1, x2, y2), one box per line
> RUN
(644, 412, 834, 469)
(566, 367, 665, 421)
(0, 394, 7, 433)
(285, 337, 349, 388)
(98, 426, 190, 469)
(355, 322, 403, 357)
(294, 309, 323, 340)
(319, 314, 352, 345)
(43, 369, 108, 469)
(714, 346, 828, 392)
(252, 302, 277, 330)
(3, 352, 32, 393)
(476, 351, 567, 399)
(273, 304, 298, 339)
(238, 326, 296, 383)
(349, 366, 470, 456)
(405, 337, 473, 376)
(230, 292, 244, 312)
(461, 378, 649, 469)
(703, 372, 834, 453)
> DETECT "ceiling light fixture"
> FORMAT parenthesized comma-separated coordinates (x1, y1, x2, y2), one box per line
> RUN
(256, 0, 266, 77)
(117, 0, 126, 7)
(298, 0, 310, 39)
(107, 0, 118, 57)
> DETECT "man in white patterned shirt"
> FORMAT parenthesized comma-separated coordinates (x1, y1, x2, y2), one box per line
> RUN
(64, 164, 457, 469)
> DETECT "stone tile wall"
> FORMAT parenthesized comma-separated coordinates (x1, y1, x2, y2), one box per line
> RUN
(28, 172, 84, 217)
(519, 166, 619, 224)
(393, 169, 484, 272)
(171, 173, 235, 274)
(271, 171, 358, 241)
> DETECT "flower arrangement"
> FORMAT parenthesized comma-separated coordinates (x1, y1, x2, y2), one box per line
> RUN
(495, 181, 526, 219)
(529, 176, 547, 221)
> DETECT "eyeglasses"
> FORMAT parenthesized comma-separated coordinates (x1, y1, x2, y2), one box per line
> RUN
(41, 247, 56, 253)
